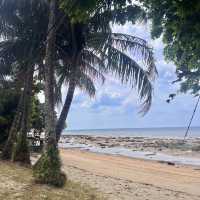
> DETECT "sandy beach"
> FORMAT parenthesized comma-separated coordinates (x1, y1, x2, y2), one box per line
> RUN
(60, 148, 200, 200)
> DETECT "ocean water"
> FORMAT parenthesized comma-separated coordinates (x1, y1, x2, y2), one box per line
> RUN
(62, 127, 200, 138)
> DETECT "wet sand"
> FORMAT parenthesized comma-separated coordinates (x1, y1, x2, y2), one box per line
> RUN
(60, 149, 200, 200)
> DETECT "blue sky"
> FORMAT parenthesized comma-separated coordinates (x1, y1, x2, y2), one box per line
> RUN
(60, 22, 200, 130)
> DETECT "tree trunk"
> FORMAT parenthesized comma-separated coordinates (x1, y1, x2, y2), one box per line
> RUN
(55, 23, 78, 141)
(44, 0, 57, 143)
(33, 0, 66, 187)
(56, 78, 76, 141)
(12, 66, 34, 164)
(2, 76, 25, 160)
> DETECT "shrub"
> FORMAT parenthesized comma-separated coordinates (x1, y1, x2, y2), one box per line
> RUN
(33, 138, 66, 187)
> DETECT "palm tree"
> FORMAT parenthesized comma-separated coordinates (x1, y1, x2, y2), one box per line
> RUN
(0, 41, 36, 162)
(55, 22, 106, 140)
(11, 66, 34, 164)
(54, 3, 157, 140)
(33, 0, 66, 187)
(0, 0, 48, 161)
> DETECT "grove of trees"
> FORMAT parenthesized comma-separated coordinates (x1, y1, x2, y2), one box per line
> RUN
(1, 0, 198, 187)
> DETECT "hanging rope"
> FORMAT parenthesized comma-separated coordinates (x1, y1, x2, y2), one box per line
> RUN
(184, 95, 200, 140)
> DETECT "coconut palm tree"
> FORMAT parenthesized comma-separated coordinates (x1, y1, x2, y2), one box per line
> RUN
(32, 0, 67, 187)
(54, 2, 156, 140)
(30, 0, 156, 187)
(0, 0, 48, 161)
(0, 41, 36, 162)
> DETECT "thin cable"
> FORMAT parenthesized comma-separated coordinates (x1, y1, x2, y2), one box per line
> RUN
(184, 95, 200, 140)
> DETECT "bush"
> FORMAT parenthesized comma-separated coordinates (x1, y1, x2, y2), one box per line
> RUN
(33, 138, 66, 187)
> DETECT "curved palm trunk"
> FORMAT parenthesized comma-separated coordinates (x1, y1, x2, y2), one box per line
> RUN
(33, 0, 66, 187)
(55, 23, 78, 141)
(12, 66, 34, 164)
(56, 78, 76, 141)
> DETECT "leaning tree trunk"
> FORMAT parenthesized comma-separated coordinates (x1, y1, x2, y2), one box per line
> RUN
(12, 66, 34, 165)
(55, 23, 78, 141)
(56, 78, 76, 141)
(33, 0, 66, 187)
(1, 89, 24, 160)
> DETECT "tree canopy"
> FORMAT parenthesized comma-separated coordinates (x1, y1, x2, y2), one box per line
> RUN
(141, 0, 200, 95)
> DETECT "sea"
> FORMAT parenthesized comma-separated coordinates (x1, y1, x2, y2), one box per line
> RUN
(62, 127, 200, 138)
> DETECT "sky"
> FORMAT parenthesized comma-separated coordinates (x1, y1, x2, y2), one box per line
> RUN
(59, 22, 200, 130)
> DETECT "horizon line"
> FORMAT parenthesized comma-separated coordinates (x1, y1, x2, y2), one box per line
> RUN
(65, 126, 200, 132)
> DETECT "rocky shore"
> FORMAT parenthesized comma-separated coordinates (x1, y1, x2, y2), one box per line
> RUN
(59, 135, 200, 159)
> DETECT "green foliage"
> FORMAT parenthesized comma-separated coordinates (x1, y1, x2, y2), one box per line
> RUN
(0, 88, 19, 147)
(141, 0, 200, 95)
(59, 0, 142, 24)
(0, 87, 44, 149)
(12, 133, 30, 164)
(0, 0, 155, 115)
(30, 97, 45, 133)
(33, 138, 66, 187)
(60, 0, 98, 23)
(0, 0, 48, 80)
(56, 9, 156, 114)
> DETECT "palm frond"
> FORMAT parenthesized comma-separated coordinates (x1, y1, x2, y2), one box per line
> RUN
(76, 72, 96, 97)
(81, 61, 105, 84)
(0, 0, 48, 39)
(55, 63, 71, 105)
(96, 44, 153, 114)
(81, 49, 107, 72)
(81, 50, 106, 83)
(55, 74, 65, 105)
(88, 32, 157, 78)
(89, 5, 146, 32)
(0, 62, 10, 83)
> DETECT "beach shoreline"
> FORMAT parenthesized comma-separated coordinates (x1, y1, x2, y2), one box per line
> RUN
(60, 148, 200, 200)
(30, 136, 200, 199)
(59, 135, 200, 166)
